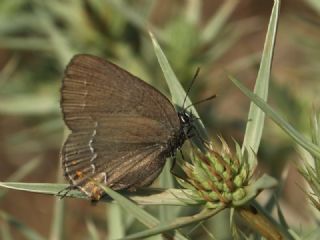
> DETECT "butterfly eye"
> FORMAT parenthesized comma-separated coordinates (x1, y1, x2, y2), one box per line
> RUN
(179, 111, 191, 124)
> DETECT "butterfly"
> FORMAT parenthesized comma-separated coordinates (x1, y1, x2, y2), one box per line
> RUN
(60, 54, 196, 200)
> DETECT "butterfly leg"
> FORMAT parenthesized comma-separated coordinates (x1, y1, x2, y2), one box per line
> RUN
(169, 149, 186, 180)
(170, 151, 177, 173)
(56, 184, 76, 199)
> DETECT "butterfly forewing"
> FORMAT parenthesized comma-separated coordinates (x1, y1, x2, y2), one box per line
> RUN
(62, 55, 179, 130)
(61, 54, 181, 200)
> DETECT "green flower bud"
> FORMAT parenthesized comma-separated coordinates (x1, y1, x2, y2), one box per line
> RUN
(177, 137, 255, 208)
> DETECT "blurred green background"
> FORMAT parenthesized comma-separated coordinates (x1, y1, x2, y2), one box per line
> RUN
(0, 0, 319, 239)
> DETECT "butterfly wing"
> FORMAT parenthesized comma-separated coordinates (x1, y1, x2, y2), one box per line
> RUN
(61, 54, 179, 131)
(61, 54, 180, 199)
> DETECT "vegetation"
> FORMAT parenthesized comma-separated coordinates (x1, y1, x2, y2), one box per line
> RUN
(0, 0, 319, 239)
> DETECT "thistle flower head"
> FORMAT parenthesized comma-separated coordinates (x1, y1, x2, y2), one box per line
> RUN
(177, 137, 275, 209)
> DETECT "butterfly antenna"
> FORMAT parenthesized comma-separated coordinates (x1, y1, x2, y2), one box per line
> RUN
(185, 94, 216, 110)
(182, 67, 201, 109)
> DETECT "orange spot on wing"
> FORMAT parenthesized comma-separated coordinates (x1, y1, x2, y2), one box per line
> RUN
(75, 170, 84, 179)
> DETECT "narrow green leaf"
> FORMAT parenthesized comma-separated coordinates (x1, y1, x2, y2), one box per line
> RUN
(311, 108, 320, 174)
(159, 162, 176, 223)
(158, 163, 187, 239)
(149, 31, 209, 150)
(242, 0, 280, 168)
(98, 184, 190, 240)
(49, 166, 65, 240)
(0, 182, 84, 197)
(149, 31, 191, 107)
(120, 207, 225, 240)
(108, 204, 125, 239)
(98, 184, 175, 239)
(230, 75, 320, 160)
(49, 195, 65, 240)
(0, 182, 200, 206)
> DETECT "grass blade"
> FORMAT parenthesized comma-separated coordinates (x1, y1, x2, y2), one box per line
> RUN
(149, 31, 209, 149)
(0, 182, 199, 206)
(108, 204, 125, 239)
(242, 0, 280, 168)
(99, 184, 190, 240)
(121, 207, 225, 240)
(98, 185, 171, 239)
(159, 164, 186, 239)
(159, 162, 176, 222)
(229, 75, 320, 159)
(49, 167, 65, 240)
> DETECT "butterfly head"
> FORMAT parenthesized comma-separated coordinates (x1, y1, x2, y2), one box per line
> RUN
(178, 110, 195, 137)
(178, 110, 191, 124)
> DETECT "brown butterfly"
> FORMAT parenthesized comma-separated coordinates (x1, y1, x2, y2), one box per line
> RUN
(60, 54, 195, 200)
